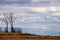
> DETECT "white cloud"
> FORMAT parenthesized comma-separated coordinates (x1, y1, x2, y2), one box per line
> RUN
(0, 16, 4, 18)
(0, 5, 60, 14)
(21, 24, 50, 30)
(24, 6, 60, 14)
(31, 7, 47, 13)
(31, 0, 41, 3)
(48, 6, 57, 12)
(51, 13, 60, 16)
(26, 17, 45, 22)
(16, 13, 27, 17)
(0, 5, 24, 13)
(0, 4, 60, 27)
(47, 6, 60, 12)
(20, 17, 26, 22)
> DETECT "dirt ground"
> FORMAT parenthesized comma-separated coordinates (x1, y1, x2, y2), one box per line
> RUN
(0, 33, 60, 40)
(0, 37, 60, 40)
(0, 36, 60, 40)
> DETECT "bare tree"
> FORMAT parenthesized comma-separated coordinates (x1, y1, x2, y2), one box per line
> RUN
(0, 12, 22, 33)
(0, 13, 8, 32)
(8, 12, 16, 32)
(0, 12, 16, 32)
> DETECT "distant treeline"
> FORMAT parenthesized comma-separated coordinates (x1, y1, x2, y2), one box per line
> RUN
(0, 27, 22, 33)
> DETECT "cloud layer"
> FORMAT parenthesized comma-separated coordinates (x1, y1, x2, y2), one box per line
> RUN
(0, 5, 60, 28)
(0, 0, 60, 6)
(0, 0, 60, 36)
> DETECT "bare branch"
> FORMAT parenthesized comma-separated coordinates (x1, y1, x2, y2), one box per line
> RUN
(0, 13, 9, 32)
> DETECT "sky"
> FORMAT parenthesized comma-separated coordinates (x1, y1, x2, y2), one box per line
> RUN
(0, 0, 60, 36)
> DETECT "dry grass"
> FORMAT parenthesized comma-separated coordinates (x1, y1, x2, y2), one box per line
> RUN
(0, 32, 60, 40)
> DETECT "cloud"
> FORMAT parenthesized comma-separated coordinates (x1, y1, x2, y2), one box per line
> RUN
(0, 4, 60, 31)
(0, 0, 60, 6)
(31, 0, 41, 3)
(0, 4, 60, 34)
(0, 0, 30, 4)
(26, 7, 47, 13)
(0, 5, 60, 22)
(4, 0, 19, 2)
(51, 13, 60, 16)
(0, 0, 60, 35)
(30, 0, 60, 6)
(0, 15, 4, 18)
(15, 24, 50, 29)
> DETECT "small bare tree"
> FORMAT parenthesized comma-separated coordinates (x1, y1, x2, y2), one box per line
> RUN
(8, 12, 16, 32)
(0, 13, 8, 32)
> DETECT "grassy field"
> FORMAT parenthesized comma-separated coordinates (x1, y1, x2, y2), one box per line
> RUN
(0, 32, 60, 40)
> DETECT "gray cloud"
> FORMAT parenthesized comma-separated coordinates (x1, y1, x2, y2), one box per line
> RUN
(0, 0, 60, 6)
(0, 4, 60, 35)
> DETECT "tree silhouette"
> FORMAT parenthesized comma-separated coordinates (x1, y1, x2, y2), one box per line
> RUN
(0, 13, 9, 32)
(18, 28, 22, 33)
(0, 12, 22, 33)
(0, 27, 1, 32)
(0, 12, 17, 32)
(8, 12, 16, 32)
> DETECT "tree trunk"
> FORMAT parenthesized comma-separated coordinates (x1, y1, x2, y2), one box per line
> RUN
(11, 23, 15, 32)
(5, 23, 8, 32)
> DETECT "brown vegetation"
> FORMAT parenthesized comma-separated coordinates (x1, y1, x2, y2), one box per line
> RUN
(0, 32, 60, 40)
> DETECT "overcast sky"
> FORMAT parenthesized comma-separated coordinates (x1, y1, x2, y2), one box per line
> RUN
(0, 0, 60, 36)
